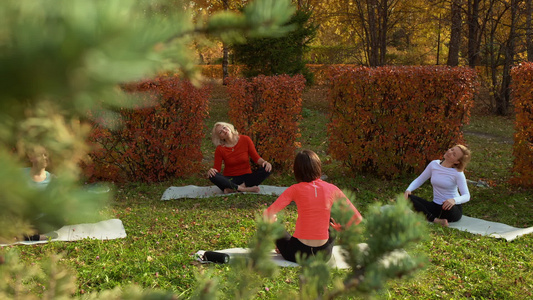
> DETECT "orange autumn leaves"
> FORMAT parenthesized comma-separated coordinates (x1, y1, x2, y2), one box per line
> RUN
(327, 66, 478, 178)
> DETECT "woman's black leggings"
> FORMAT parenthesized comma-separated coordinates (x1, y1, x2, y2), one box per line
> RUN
(275, 229, 335, 263)
(409, 195, 463, 222)
(209, 167, 271, 191)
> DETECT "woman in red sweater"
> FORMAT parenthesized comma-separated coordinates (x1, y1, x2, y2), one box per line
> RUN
(264, 150, 362, 263)
(207, 122, 272, 193)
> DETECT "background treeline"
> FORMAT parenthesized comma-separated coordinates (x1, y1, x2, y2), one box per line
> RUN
(192, 0, 533, 115)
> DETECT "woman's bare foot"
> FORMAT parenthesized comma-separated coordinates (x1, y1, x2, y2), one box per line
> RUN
(275, 247, 281, 254)
(224, 188, 236, 194)
(237, 183, 260, 193)
(433, 218, 449, 227)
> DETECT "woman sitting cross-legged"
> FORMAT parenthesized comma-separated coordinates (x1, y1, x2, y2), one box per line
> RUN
(264, 150, 362, 263)
(404, 144, 472, 227)
(206, 122, 272, 193)
(22, 145, 54, 241)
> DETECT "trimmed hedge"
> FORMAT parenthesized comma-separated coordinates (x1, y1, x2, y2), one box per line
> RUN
(327, 66, 478, 178)
(226, 75, 306, 170)
(83, 75, 210, 183)
(510, 62, 533, 187)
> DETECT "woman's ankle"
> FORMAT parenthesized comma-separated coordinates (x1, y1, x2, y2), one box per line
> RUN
(433, 218, 449, 227)
(238, 185, 260, 193)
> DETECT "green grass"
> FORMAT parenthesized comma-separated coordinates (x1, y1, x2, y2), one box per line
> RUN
(5, 84, 533, 299)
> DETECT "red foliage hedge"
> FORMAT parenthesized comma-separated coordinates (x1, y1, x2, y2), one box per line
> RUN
(327, 66, 478, 178)
(226, 75, 306, 169)
(510, 62, 533, 187)
(83, 75, 211, 183)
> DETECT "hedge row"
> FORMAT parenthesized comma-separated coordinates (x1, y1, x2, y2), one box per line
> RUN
(226, 75, 306, 170)
(327, 66, 478, 178)
(83, 74, 210, 183)
(81, 66, 533, 185)
(511, 63, 533, 187)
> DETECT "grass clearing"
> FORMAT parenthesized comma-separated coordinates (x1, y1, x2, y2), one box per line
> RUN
(4, 84, 532, 299)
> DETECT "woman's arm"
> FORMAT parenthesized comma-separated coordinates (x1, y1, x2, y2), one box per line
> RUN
(405, 161, 434, 195)
(242, 135, 272, 172)
(213, 147, 223, 171)
(453, 172, 470, 204)
(264, 187, 293, 217)
(331, 190, 363, 230)
(257, 158, 272, 172)
(207, 147, 223, 177)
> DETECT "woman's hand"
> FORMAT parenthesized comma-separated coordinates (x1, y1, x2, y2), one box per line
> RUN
(330, 218, 343, 231)
(262, 161, 272, 172)
(404, 190, 411, 199)
(442, 198, 456, 210)
(263, 211, 277, 223)
(207, 168, 218, 178)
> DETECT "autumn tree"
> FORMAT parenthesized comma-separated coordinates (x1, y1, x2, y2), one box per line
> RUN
(336, 0, 407, 66)
(447, 0, 463, 66)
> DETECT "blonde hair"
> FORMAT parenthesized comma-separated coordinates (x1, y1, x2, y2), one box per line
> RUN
(454, 144, 471, 171)
(211, 122, 239, 146)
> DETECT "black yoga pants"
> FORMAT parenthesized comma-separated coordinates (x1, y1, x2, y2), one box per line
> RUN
(409, 195, 463, 222)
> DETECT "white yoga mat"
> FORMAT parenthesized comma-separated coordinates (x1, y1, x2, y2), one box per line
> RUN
(161, 185, 287, 200)
(448, 216, 533, 241)
(1, 219, 127, 246)
(195, 244, 408, 270)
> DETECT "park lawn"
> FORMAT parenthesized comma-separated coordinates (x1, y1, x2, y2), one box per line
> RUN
(9, 84, 533, 299)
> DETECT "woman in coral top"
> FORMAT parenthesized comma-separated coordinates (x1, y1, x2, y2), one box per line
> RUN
(264, 150, 362, 263)
(207, 122, 272, 193)
(404, 144, 472, 227)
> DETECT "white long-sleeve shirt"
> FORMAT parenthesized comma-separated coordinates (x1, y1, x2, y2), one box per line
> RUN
(406, 160, 470, 205)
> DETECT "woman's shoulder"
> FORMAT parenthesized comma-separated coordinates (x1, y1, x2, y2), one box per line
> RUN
(428, 160, 444, 168)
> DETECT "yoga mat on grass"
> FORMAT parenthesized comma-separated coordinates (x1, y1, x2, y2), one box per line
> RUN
(161, 185, 287, 200)
(1, 219, 127, 246)
(448, 216, 533, 241)
(195, 244, 409, 270)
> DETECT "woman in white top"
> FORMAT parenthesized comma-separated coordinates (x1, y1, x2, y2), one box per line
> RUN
(404, 145, 472, 227)
(23, 145, 53, 241)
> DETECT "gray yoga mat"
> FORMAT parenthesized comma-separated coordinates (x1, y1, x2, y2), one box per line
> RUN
(161, 185, 287, 200)
(448, 215, 533, 241)
(195, 244, 408, 270)
(1, 219, 127, 246)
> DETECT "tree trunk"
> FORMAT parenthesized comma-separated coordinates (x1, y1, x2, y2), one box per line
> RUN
(378, 0, 388, 65)
(467, 0, 481, 67)
(222, 0, 229, 85)
(447, 0, 463, 66)
(437, 14, 442, 65)
(367, 0, 380, 66)
(496, 0, 518, 115)
(527, 0, 533, 61)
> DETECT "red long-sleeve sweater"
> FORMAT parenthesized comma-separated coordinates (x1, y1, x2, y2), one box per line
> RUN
(213, 135, 261, 176)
